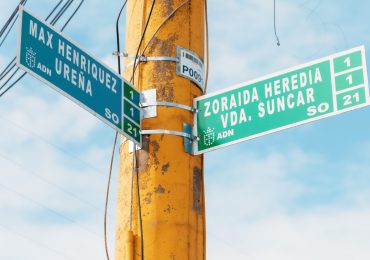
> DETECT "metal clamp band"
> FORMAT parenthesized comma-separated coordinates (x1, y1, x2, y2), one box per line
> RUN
(141, 101, 196, 112)
(141, 129, 198, 141)
(112, 51, 134, 58)
(126, 56, 178, 68)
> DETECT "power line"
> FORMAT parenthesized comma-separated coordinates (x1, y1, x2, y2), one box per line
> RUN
(274, 0, 281, 46)
(130, 0, 188, 82)
(0, 13, 19, 48)
(103, 2, 129, 259)
(0, 0, 27, 38)
(131, 0, 156, 85)
(0, 223, 77, 260)
(0, 182, 103, 239)
(0, 114, 110, 179)
(0, 151, 113, 218)
(0, 0, 83, 97)
(129, 2, 157, 259)
(61, 0, 84, 31)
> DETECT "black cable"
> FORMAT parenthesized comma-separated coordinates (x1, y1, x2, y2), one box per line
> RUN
(0, 0, 26, 37)
(0, 71, 25, 97)
(61, 0, 84, 31)
(0, 0, 62, 83)
(102, 2, 128, 259)
(0, 0, 83, 97)
(0, 58, 16, 81)
(104, 132, 118, 260)
(45, 0, 64, 21)
(0, 0, 28, 47)
(274, 0, 281, 46)
(51, 0, 74, 26)
(134, 148, 144, 260)
(116, 0, 128, 74)
(128, 2, 157, 259)
(131, 0, 156, 85)
(0, 14, 19, 48)
(0, 68, 20, 93)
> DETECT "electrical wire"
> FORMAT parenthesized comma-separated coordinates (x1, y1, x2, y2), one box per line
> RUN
(0, 0, 83, 97)
(274, 0, 281, 46)
(0, 14, 19, 48)
(129, 2, 157, 259)
(45, 0, 64, 21)
(61, 0, 84, 31)
(0, 151, 111, 216)
(103, 2, 129, 259)
(116, 0, 128, 74)
(134, 147, 144, 260)
(0, 223, 75, 260)
(0, 114, 110, 178)
(131, 0, 156, 85)
(51, 0, 74, 25)
(130, 0, 189, 82)
(104, 132, 118, 260)
(0, 0, 26, 37)
(0, 182, 102, 238)
(204, 0, 209, 94)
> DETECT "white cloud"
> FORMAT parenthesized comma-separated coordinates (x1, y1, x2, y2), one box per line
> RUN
(206, 146, 370, 260)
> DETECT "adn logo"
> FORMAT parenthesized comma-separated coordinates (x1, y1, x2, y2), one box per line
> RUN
(203, 127, 215, 146)
(26, 47, 36, 68)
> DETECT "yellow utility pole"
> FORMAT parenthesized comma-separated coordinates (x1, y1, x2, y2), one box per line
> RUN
(115, 0, 206, 259)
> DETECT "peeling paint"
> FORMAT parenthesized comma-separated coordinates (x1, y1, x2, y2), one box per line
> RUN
(161, 0, 174, 17)
(144, 192, 153, 204)
(138, 135, 150, 172)
(149, 139, 160, 167)
(161, 163, 170, 174)
(193, 167, 202, 214)
(155, 184, 166, 194)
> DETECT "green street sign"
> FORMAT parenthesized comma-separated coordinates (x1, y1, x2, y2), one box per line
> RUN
(16, 7, 142, 145)
(194, 46, 369, 154)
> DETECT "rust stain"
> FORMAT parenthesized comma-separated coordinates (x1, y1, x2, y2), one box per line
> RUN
(164, 204, 174, 214)
(149, 139, 160, 167)
(138, 135, 150, 173)
(161, 0, 175, 17)
(154, 184, 166, 194)
(193, 167, 202, 214)
(161, 163, 170, 174)
(144, 192, 152, 204)
(157, 85, 175, 102)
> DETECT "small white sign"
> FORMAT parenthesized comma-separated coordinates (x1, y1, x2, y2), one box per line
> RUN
(176, 46, 205, 92)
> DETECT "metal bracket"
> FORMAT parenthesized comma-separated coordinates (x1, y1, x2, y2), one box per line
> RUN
(141, 89, 157, 119)
(140, 126, 198, 155)
(183, 123, 195, 154)
(141, 101, 196, 113)
(141, 89, 197, 119)
(140, 129, 195, 139)
(112, 51, 130, 58)
(126, 56, 178, 68)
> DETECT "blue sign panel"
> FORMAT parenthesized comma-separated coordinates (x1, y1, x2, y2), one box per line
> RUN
(16, 7, 142, 145)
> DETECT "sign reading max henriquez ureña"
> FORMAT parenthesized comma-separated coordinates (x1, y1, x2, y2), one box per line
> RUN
(194, 46, 369, 154)
(16, 7, 142, 145)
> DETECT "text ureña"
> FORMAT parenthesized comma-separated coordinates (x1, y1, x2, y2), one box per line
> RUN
(55, 58, 93, 97)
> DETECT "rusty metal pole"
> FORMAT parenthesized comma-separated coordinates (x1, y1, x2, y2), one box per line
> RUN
(115, 0, 206, 259)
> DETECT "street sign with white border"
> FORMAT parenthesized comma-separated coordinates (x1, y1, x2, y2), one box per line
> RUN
(16, 7, 142, 146)
(194, 46, 370, 154)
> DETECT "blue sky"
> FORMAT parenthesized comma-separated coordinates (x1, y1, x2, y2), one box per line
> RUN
(1, 0, 370, 259)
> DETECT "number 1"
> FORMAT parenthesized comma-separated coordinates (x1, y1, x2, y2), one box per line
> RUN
(346, 75, 353, 85)
(344, 57, 351, 67)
